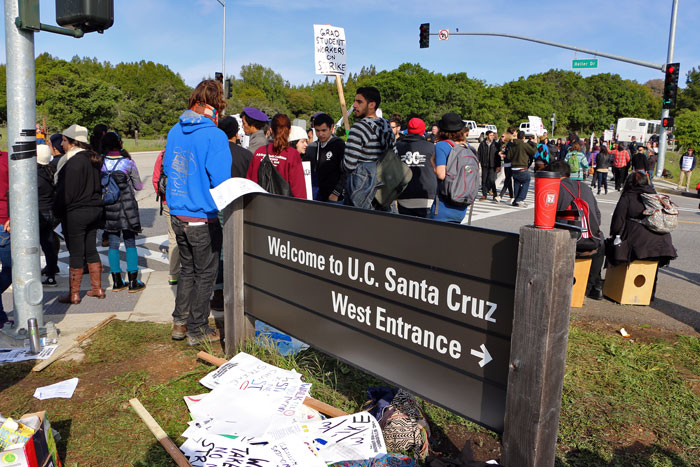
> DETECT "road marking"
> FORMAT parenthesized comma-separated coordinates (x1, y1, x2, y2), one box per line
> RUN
(679, 220, 700, 225)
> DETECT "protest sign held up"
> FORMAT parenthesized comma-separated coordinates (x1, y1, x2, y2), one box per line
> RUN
(313, 24, 351, 133)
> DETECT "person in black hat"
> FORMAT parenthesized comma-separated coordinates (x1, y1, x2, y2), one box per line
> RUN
(240, 107, 269, 154)
(429, 112, 470, 222)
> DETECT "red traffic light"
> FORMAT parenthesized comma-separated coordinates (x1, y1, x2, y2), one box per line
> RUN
(662, 117, 674, 128)
(667, 65, 675, 74)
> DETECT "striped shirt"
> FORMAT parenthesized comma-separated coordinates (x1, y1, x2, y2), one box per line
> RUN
(343, 118, 395, 172)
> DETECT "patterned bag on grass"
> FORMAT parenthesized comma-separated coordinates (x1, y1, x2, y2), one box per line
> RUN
(364, 388, 431, 459)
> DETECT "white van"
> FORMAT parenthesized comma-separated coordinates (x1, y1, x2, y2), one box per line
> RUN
(616, 118, 659, 144)
(519, 116, 547, 138)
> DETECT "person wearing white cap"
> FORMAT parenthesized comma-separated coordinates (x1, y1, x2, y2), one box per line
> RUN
(36, 145, 58, 287)
(288, 125, 309, 156)
(54, 125, 106, 304)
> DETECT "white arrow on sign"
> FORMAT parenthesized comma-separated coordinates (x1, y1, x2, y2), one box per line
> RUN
(470, 344, 492, 367)
(438, 29, 449, 41)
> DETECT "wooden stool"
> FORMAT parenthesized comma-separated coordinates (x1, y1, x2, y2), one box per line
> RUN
(571, 258, 592, 308)
(603, 260, 658, 305)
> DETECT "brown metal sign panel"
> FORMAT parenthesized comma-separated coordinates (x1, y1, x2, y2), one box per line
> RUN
(241, 194, 518, 432)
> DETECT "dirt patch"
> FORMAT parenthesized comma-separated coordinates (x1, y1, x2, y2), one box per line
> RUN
(433, 424, 501, 461)
(571, 318, 686, 344)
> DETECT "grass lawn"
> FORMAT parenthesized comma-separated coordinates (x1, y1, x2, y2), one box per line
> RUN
(663, 151, 700, 190)
(1, 319, 698, 466)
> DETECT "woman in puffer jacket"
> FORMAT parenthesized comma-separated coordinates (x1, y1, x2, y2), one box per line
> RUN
(100, 132, 146, 292)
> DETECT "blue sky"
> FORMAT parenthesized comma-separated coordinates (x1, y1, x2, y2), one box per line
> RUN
(2, 0, 698, 88)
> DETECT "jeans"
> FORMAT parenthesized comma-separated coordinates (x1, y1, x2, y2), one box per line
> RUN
(107, 230, 138, 273)
(345, 161, 378, 210)
(596, 171, 608, 193)
(163, 204, 180, 281)
(64, 207, 102, 269)
(38, 210, 58, 276)
(499, 167, 513, 198)
(0, 226, 11, 317)
(171, 216, 222, 338)
(512, 170, 530, 203)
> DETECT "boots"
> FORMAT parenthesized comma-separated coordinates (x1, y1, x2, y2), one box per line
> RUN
(111, 273, 127, 292)
(128, 272, 146, 293)
(86, 262, 105, 299)
(58, 267, 83, 304)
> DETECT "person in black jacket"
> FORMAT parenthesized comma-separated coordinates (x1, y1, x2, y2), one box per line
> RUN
(631, 145, 650, 175)
(36, 145, 58, 287)
(395, 118, 437, 217)
(477, 130, 501, 202)
(54, 124, 105, 304)
(100, 132, 146, 293)
(218, 116, 253, 178)
(595, 145, 611, 195)
(306, 113, 346, 202)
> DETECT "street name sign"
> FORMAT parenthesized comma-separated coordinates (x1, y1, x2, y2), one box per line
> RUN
(572, 59, 598, 69)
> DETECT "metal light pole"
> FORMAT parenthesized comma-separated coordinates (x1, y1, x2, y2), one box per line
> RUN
(2, 0, 44, 344)
(656, 0, 679, 177)
(216, 0, 225, 81)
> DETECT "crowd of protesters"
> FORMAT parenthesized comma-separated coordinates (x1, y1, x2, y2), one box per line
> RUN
(0, 80, 682, 339)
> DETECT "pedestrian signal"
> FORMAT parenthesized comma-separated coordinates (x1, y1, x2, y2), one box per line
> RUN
(662, 117, 674, 128)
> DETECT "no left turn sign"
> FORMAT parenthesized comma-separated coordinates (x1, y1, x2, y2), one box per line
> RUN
(438, 29, 449, 41)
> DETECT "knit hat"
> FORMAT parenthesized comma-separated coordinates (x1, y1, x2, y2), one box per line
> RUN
(63, 124, 88, 143)
(288, 126, 308, 142)
(36, 144, 51, 165)
(407, 118, 426, 135)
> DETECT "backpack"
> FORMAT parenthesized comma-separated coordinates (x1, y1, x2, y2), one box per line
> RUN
(439, 141, 480, 207)
(562, 181, 600, 251)
(257, 146, 291, 196)
(568, 152, 581, 174)
(374, 147, 412, 208)
(632, 193, 678, 234)
(156, 150, 167, 214)
(101, 168, 120, 205)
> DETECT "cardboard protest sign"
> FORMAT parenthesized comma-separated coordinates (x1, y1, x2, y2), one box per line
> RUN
(313, 25, 347, 76)
(302, 412, 386, 464)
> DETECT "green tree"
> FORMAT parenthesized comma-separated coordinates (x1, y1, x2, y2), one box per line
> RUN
(674, 109, 700, 149)
(677, 66, 700, 112)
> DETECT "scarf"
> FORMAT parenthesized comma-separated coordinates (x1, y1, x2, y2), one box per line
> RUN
(190, 102, 218, 125)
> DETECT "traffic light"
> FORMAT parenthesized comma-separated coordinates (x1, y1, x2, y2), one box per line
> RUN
(226, 78, 233, 99)
(56, 0, 114, 33)
(419, 23, 430, 48)
(662, 117, 674, 128)
(662, 62, 680, 109)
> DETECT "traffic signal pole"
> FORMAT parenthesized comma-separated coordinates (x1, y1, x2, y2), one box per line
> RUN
(2, 0, 44, 345)
(657, 0, 679, 177)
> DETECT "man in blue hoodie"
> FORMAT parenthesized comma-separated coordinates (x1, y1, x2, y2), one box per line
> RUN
(163, 80, 232, 346)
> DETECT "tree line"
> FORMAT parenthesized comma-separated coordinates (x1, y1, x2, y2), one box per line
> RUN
(0, 54, 698, 147)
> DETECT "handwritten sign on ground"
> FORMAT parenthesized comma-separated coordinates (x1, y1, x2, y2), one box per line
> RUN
(235, 194, 519, 432)
(313, 24, 347, 76)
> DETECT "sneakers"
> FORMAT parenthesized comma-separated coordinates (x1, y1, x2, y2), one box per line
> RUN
(187, 328, 222, 347)
(171, 323, 186, 341)
(492, 196, 501, 203)
(511, 202, 520, 207)
(519, 201, 528, 208)
(42, 276, 58, 287)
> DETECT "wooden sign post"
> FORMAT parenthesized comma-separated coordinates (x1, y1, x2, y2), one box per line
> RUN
(223, 195, 576, 466)
(335, 75, 351, 134)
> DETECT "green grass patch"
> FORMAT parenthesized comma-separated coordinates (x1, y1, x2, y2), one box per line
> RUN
(663, 150, 700, 189)
(1, 320, 698, 466)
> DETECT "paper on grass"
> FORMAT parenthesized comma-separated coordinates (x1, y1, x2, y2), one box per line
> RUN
(180, 431, 325, 467)
(33, 377, 79, 400)
(199, 351, 301, 390)
(0, 344, 58, 363)
(302, 411, 387, 464)
(209, 177, 267, 211)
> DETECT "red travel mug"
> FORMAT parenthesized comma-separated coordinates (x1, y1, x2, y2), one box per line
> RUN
(534, 171, 561, 229)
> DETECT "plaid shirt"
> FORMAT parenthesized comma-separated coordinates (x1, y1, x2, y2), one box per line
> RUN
(611, 149, 630, 168)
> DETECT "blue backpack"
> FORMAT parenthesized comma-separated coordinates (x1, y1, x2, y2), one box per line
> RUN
(101, 167, 121, 205)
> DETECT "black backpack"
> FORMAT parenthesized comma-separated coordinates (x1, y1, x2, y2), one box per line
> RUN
(156, 150, 167, 214)
(257, 146, 291, 196)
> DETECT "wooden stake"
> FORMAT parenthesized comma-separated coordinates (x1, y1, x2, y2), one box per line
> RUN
(196, 351, 349, 418)
(335, 74, 351, 134)
(33, 314, 117, 372)
(129, 398, 192, 467)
